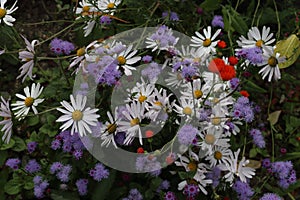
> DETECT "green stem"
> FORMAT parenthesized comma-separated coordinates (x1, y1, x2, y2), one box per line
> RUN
(272, 0, 281, 39)
(37, 55, 75, 61)
(287, 192, 296, 200)
(267, 83, 275, 162)
(58, 59, 71, 87)
(251, 0, 260, 27)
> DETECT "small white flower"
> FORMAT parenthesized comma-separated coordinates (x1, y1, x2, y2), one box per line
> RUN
(17, 36, 39, 83)
(83, 20, 96, 37)
(100, 108, 120, 148)
(0, 0, 18, 26)
(118, 101, 145, 145)
(0, 96, 13, 143)
(257, 48, 285, 82)
(11, 83, 44, 119)
(56, 94, 100, 137)
(114, 44, 141, 76)
(237, 26, 275, 52)
(191, 26, 221, 56)
(165, 71, 187, 88)
(98, 0, 121, 15)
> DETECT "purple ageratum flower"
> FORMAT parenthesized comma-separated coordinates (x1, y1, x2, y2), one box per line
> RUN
(50, 162, 63, 174)
(51, 139, 61, 150)
(25, 159, 41, 173)
(100, 15, 112, 25)
(259, 193, 282, 200)
(142, 55, 152, 63)
(141, 62, 162, 82)
(177, 124, 198, 145)
(33, 175, 49, 199)
(269, 161, 297, 189)
(50, 38, 75, 56)
(230, 77, 240, 90)
(27, 141, 37, 153)
(249, 129, 265, 148)
(206, 166, 221, 188)
(183, 184, 199, 198)
(98, 62, 121, 86)
(164, 191, 176, 200)
(232, 179, 254, 200)
(56, 164, 72, 182)
(236, 47, 263, 65)
(162, 11, 179, 21)
(232, 96, 255, 123)
(126, 188, 143, 200)
(76, 179, 88, 196)
(262, 158, 271, 168)
(147, 25, 178, 51)
(198, 108, 211, 121)
(73, 150, 83, 160)
(135, 155, 161, 174)
(5, 158, 21, 170)
(89, 163, 109, 182)
(212, 15, 224, 28)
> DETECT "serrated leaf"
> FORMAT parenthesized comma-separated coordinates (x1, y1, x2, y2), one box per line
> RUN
(12, 137, 26, 152)
(4, 178, 22, 195)
(275, 34, 300, 69)
(267, 110, 281, 126)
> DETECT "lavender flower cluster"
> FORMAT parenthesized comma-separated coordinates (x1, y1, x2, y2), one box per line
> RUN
(33, 175, 49, 199)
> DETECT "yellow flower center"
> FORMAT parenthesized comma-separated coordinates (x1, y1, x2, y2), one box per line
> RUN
(255, 40, 264, 47)
(24, 97, 34, 107)
(4, 117, 10, 120)
(107, 123, 117, 134)
(205, 134, 216, 144)
(130, 118, 140, 126)
(107, 3, 115, 9)
(213, 98, 219, 104)
(138, 95, 147, 103)
(183, 106, 192, 115)
(187, 161, 197, 171)
(154, 101, 162, 106)
(211, 117, 221, 125)
(82, 6, 90, 12)
(214, 151, 222, 160)
(72, 110, 83, 121)
(268, 56, 278, 67)
(117, 56, 126, 65)
(203, 39, 211, 47)
(194, 90, 203, 99)
(0, 8, 6, 18)
(76, 48, 85, 57)
(25, 58, 32, 62)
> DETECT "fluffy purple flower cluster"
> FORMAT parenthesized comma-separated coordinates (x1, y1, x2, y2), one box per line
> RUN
(122, 188, 143, 200)
(136, 155, 161, 176)
(89, 163, 110, 182)
(5, 158, 21, 170)
(229, 77, 240, 90)
(232, 96, 255, 123)
(33, 175, 49, 199)
(156, 180, 170, 193)
(236, 47, 263, 65)
(177, 124, 198, 145)
(27, 141, 37, 153)
(25, 159, 41, 173)
(141, 62, 162, 82)
(100, 15, 112, 25)
(259, 193, 282, 200)
(164, 191, 177, 200)
(206, 166, 221, 188)
(211, 15, 224, 29)
(262, 158, 297, 189)
(183, 184, 199, 198)
(232, 179, 254, 200)
(249, 128, 266, 148)
(50, 162, 72, 182)
(51, 130, 85, 160)
(76, 179, 88, 196)
(147, 25, 178, 51)
(50, 38, 75, 56)
(162, 11, 179, 21)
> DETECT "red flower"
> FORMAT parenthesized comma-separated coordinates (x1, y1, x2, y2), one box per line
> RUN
(165, 155, 175, 165)
(145, 130, 154, 138)
(217, 40, 227, 48)
(219, 65, 236, 81)
(228, 56, 238, 65)
(137, 147, 144, 154)
(240, 90, 250, 97)
(208, 58, 225, 73)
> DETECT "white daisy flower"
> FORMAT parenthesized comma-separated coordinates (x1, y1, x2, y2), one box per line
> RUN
(98, 0, 121, 15)
(11, 83, 44, 119)
(56, 94, 100, 137)
(118, 101, 145, 145)
(100, 108, 120, 148)
(181, 79, 206, 102)
(83, 20, 96, 37)
(237, 26, 275, 52)
(173, 98, 196, 120)
(257, 48, 285, 82)
(165, 71, 187, 88)
(128, 79, 155, 105)
(205, 146, 232, 167)
(190, 26, 221, 56)
(0, 0, 18, 26)
(114, 44, 141, 76)
(218, 148, 255, 184)
(17, 36, 39, 83)
(0, 96, 13, 143)
(75, 0, 97, 18)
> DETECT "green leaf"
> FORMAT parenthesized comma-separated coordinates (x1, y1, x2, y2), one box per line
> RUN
(91, 169, 116, 200)
(39, 124, 57, 137)
(27, 115, 40, 126)
(178, 171, 196, 180)
(275, 34, 300, 69)
(243, 80, 267, 93)
(0, 138, 15, 150)
(0, 150, 8, 166)
(107, 187, 127, 200)
(12, 137, 26, 152)
(267, 110, 281, 126)
(200, 0, 222, 12)
(24, 177, 34, 190)
(230, 8, 248, 35)
(4, 178, 22, 195)
(150, 177, 162, 189)
(50, 190, 80, 200)
(145, 189, 154, 199)
(249, 148, 257, 158)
